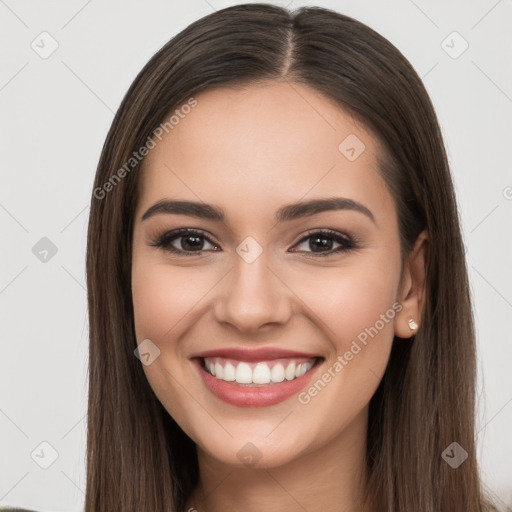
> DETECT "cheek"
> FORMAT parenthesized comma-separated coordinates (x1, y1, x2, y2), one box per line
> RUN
(131, 258, 210, 342)
(288, 254, 400, 416)
(131, 257, 206, 431)
(290, 254, 400, 348)
(339, 267, 398, 345)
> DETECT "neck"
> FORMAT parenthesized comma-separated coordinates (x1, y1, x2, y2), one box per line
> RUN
(185, 408, 369, 512)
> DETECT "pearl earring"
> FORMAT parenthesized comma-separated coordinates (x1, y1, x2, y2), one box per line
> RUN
(408, 318, 418, 332)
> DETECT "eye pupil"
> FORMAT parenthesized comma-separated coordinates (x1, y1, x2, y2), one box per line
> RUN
(310, 236, 333, 252)
(182, 235, 203, 251)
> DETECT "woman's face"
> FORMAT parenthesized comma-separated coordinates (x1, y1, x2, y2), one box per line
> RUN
(131, 81, 421, 469)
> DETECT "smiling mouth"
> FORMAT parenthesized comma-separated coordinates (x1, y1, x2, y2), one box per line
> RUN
(200, 356, 322, 387)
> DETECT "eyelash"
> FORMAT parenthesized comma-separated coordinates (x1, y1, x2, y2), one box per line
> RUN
(150, 228, 360, 258)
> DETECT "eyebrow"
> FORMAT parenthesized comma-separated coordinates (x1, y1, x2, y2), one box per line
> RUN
(141, 197, 376, 225)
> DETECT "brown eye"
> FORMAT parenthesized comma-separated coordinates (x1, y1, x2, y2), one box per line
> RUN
(290, 230, 358, 257)
(150, 228, 359, 257)
(151, 229, 218, 255)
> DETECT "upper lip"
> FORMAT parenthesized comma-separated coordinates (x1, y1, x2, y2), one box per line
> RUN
(190, 347, 321, 362)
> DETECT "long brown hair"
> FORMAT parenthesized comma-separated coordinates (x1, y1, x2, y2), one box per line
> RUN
(85, 4, 496, 511)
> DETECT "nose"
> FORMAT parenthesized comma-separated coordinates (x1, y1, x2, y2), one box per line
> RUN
(213, 253, 294, 334)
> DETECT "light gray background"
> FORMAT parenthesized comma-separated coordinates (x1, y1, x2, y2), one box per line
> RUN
(1, 1, 511, 511)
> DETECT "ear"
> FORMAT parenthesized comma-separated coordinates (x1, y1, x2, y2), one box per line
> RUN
(395, 229, 429, 339)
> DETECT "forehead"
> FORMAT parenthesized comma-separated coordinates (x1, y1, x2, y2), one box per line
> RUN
(136, 81, 394, 227)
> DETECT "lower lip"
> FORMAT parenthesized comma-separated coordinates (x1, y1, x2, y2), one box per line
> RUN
(192, 357, 322, 407)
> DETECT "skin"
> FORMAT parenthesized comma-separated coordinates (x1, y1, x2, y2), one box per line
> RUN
(131, 81, 428, 512)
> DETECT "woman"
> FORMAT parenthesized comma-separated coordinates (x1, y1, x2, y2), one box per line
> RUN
(85, 4, 497, 511)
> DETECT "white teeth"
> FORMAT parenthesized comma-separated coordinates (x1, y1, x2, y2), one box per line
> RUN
(223, 362, 236, 381)
(285, 362, 296, 380)
(271, 364, 285, 383)
(214, 362, 224, 379)
(204, 357, 316, 385)
(253, 363, 271, 384)
(235, 362, 252, 384)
